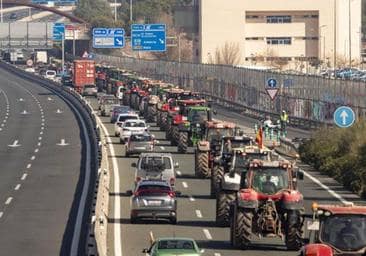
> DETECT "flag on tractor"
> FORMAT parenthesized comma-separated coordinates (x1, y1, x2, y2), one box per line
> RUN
(255, 127, 263, 149)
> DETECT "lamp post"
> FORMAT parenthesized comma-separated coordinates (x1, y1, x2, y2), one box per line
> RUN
(130, 0, 133, 22)
(114, 0, 117, 22)
(334, 0, 337, 68)
(349, 0, 352, 66)
(1, 0, 3, 23)
(319, 25, 327, 64)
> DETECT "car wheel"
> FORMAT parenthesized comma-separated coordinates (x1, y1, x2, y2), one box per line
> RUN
(170, 216, 177, 225)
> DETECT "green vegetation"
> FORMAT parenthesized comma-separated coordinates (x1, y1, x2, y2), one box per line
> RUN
(299, 120, 366, 198)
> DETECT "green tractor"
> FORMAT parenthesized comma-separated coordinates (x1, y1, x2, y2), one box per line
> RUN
(176, 106, 214, 153)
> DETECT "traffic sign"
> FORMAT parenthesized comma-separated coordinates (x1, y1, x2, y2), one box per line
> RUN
(267, 78, 277, 88)
(334, 106, 356, 128)
(53, 23, 65, 41)
(131, 24, 166, 51)
(92, 28, 125, 49)
(266, 89, 278, 101)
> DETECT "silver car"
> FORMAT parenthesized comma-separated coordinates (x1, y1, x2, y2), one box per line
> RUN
(132, 153, 179, 187)
(100, 96, 120, 116)
(128, 180, 178, 224)
(82, 84, 98, 97)
(125, 132, 155, 157)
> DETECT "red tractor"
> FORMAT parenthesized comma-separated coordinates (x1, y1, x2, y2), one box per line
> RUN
(230, 159, 304, 250)
(300, 203, 366, 256)
(195, 121, 236, 178)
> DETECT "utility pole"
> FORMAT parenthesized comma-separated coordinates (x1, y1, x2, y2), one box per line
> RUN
(349, 0, 352, 66)
(333, 0, 337, 68)
(114, 0, 117, 22)
(72, 29, 76, 56)
(61, 32, 65, 74)
(1, 0, 3, 23)
(130, 0, 133, 21)
(178, 33, 181, 62)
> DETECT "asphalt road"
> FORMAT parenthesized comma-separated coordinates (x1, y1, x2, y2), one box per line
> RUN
(2, 8, 43, 22)
(0, 67, 85, 255)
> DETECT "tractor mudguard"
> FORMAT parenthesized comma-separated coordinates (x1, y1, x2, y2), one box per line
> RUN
(197, 141, 210, 151)
(282, 190, 304, 210)
(303, 244, 333, 256)
(237, 189, 258, 209)
(221, 173, 241, 191)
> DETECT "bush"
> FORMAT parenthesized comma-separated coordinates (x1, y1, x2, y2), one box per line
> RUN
(299, 120, 366, 198)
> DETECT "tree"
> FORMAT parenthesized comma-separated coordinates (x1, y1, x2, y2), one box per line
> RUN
(209, 42, 241, 66)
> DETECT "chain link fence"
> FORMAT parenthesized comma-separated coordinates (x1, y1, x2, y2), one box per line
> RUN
(95, 54, 366, 127)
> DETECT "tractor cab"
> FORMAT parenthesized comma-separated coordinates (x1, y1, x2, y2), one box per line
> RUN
(302, 203, 366, 256)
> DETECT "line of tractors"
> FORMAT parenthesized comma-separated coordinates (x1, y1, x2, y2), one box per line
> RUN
(96, 65, 366, 256)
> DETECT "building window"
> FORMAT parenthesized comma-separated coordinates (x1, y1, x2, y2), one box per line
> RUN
(246, 15, 259, 19)
(303, 14, 319, 18)
(245, 37, 260, 40)
(266, 15, 291, 23)
(301, 37, 319, 40)
(266, 37, 292, 45)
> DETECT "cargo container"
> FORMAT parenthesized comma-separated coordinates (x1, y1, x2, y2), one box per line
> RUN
(72, 60, 95, 93)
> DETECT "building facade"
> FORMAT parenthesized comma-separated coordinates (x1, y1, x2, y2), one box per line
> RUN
(198, 0, 362, 68)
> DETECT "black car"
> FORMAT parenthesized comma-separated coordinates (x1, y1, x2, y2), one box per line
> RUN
(61, 75, 73, 87)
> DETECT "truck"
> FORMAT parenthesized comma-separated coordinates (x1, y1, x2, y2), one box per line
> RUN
(36, 51, 48, 64)
(72, 60, 96, 93)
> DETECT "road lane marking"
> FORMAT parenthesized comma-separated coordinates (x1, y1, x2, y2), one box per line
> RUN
(41, 127, 44, 130)
(0, 212, 3, 218)
(21, 173, 27, 180)
(95, 114, 122, 256)
(30, 156, 35, 160)
(160, 146, 165, 150)
(203, 229, 212, 240)
(14, 184, 21, 191)
(176, 170, 182, 176)
(214, 253, 221, 256)
(195, 210, 202, 218)
(5, 197, 13, 205)
(40, 131, 43, 135)
(189, 196, 195, 202)
(182, 182, 188, 188)
(37, 142, 41, 146)
(34, 148, 39, 153)
(38, 137, 42, 140)
(27, 164, 31, 169)
(8, 140, 21, 147)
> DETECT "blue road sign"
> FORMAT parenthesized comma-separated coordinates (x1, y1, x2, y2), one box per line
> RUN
(53, 23, 65, 41)
(92, 28, 125, 49)
(266, 78, 277, 88)
(334, 106, 356, 128)
(131, 24, 166, 51)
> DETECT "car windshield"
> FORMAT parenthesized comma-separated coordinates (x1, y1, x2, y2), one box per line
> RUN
(231, 139, 252, 148)
(130, 134, 152, 142)
(137, 184, 171, 196)
(140, 156, 172, 169)
(113, 106, 130, 113)
(320, 215, 366, 251)
(125, 122, 145, 128)
(118, 115, 138, 122)
(252, 168, 289, 195)
(157, 240, 195, 250)
(104, 99, 117, 104)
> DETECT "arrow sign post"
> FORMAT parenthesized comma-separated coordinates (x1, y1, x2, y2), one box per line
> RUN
(334, 106, 355, 128)
(57, 139, 69, 146)
(8, 140, 21, 147)
(265, 78, 279, 101)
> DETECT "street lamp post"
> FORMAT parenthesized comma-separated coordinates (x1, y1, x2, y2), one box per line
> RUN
(1, 0, 3, 23)
(130, 0, 133, 22)
(319, 25, 327, 66)
(349, 0, 352, 66)
(114, 0, 117, 22)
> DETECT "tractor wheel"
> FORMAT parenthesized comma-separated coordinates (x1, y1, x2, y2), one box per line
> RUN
(231, 206, 252, 249)
(210, 166, 224, 197)
(195, 151, 210, 178)
(147, 105, 156, 122)
(156, 112, 161, 126)
(166, 123, 172, 140)
(216, 190, 236, 227)
(161, 113, 168, 130)
(285, 210, 303, 250)
(177, 132, 188, 153)
(172, 127, 179, 146)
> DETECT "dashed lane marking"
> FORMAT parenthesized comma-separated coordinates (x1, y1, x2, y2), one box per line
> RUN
(30, 156, 35, 161)
(203, 229, 212, 240)
(26, 164, 31, 169)
(189, 196, 195, 202)
(176, 170, 182, 176)
(0, 212, 3, 218)
(21, 173, 27, 180)
(195, 210, 202, 218)
(34, 148, 39, 153)
(182, 182, 188, 188)
(5, 197, 13, 205)
(14, 184, 21, 191)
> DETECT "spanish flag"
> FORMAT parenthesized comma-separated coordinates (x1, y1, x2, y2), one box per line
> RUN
(255, 127, 263, 149)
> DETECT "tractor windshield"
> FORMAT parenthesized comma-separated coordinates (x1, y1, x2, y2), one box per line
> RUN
(252, 168, 289, 195)
(320, 215, 366, 251)
(189, 110, 207, 123)
(207, 128, 235, 141)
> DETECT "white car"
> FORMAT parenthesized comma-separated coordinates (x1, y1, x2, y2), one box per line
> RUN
(116, 86, 124, 100)
(114, 113, 140, 137)
(119, 119, 148, 143)
(45, 70, 56, 81)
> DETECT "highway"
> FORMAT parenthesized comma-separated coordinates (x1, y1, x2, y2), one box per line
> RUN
(0, 67, 88, 255)
(88, 97, 365, 256)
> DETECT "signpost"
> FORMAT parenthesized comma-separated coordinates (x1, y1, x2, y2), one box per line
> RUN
(92, 28, 125, 49)
(265, 78, 278, 100)
(53, 23, 65, 41)
(131, 24, 166, 51)
(334, 106, 356, 128)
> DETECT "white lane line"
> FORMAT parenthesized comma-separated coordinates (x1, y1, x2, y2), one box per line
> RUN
(40, 131, 43, 135)
(21, 173, 27, 180)
(176, 170, 182, 176)
(189, 196, 196, 202)
(34, 148, 39, 153)
(301, 169, 349, 204)
(203, 229, 212, 240)
(0, 212, 3, 218)
(38, 137, 42, 140)
(95, 114, 122, 256)
(195, 210, 203, 218)
(214, 253, 221, 256)
(27, 164, 31, 169)
(14, 184, 21, 191)
(5, 197, 13, 205)
(160, 146, 165, 150)
(182, 182, 188, 188)
(37, 142, 41, 146)
(30, 156, 36, 160)
(41, 127, 44, 130)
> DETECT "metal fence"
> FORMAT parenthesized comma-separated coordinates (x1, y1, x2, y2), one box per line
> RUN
(95, 54, 366, 126)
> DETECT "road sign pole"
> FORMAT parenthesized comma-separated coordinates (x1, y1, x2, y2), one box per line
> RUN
(73, 29, 76, 56)
(61, 33, 64, 74)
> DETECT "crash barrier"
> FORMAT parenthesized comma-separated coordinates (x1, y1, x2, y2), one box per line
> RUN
(275, 137, 300, 158)
(0, 61, 100, 256)
(95, 54, 366, 127)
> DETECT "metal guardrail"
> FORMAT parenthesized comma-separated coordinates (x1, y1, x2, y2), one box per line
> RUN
(95, 54, 366, 127)
(0, 61, 101, 256)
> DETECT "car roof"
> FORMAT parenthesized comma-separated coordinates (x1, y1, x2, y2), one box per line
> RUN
(140, 152, 173, 157)
(125, 119, 145, 122)
(117, 113, 138, 117)
(137, 180, 170, 186)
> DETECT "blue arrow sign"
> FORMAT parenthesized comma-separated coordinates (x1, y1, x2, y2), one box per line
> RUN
(92, 28, 125, 48)
(131, 23, 166, 51)
(266, 78, 277, 88)
(53, 23, 65, 41)
(334, 106, 356, 128)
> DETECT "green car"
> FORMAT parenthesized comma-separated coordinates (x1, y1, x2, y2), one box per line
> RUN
(142, 237, 204, 256)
